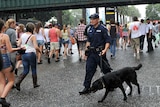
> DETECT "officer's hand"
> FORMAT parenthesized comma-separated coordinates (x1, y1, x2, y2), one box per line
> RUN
(85, 49, 90, 56)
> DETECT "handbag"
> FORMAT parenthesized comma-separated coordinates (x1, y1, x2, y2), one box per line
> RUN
(70, 36, 76, 45)
(17, 35, 32, 54)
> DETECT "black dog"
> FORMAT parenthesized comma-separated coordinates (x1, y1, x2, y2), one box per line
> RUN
(90, 64, 142, 103)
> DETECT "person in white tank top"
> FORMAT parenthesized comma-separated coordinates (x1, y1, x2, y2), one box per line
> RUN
(16, 22, 41, 92)
(34, 21, 46, 64)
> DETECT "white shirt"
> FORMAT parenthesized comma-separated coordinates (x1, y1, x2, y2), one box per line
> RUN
(44, 28, 50, 42)
(34, 28, 45, 41)
(139, 23, 146, 35)
(21, 33, 36, 53)
(129, 21, 141, 38)
(146, 23, 152, 34)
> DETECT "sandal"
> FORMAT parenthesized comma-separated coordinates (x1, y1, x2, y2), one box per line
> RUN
(37, 62, 42, 64)
(55, 59, 60, 62)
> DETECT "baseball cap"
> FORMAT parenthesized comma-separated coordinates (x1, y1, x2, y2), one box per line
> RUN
(89, 13, 99, 19)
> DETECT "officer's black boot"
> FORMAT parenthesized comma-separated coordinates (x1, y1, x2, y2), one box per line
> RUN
(32, 75, 40, 88)
(79, 88, 91, 95)
(15, 73, 27, 91)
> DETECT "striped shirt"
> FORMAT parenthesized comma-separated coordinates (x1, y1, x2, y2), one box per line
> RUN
(75, 24, 87, 41)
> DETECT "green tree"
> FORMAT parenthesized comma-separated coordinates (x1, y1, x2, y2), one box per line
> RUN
(62, 9, 82, 27)
(128, 6, 140, 17)
(117, 6, 129, 15)
(146, 4, 160, 20)
(117, 6, 140, 17)
(62, 10, 73, 26)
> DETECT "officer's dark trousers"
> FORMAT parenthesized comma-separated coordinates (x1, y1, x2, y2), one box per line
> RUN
(146, 33, 153, 52)
(83, 53, 111, 88)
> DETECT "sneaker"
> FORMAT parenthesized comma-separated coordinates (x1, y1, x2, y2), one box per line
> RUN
(19, 64, 23, 67)
(63, 56, 67, 60)
(139, 50, 143, 53)
(110, 53, 113, 58)
(67, 54, 71, 56)
(137, 53, 140, 60)
(111, 56, 116, 59)
(133, 53, 136, 57)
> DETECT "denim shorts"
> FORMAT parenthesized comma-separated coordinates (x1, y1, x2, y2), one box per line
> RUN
(1, 54, 11, 69)
(62, 39, 69, 44)
(37, 40, 44, 46)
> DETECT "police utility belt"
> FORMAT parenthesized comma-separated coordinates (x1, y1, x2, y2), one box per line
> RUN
(88, 46, 103, 52)
(85, 46, 103, 56)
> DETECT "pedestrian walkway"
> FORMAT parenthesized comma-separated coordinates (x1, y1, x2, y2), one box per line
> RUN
(5, 42, 160, 107)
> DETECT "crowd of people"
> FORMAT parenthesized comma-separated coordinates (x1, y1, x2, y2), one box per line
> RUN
(0, 13, 160, 106)
(0, 17, 89, 106)
(107, 17, 160, 60)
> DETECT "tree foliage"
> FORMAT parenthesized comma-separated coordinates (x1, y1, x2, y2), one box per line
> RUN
(117, 6, 140, 17)
(146, 4, 160, 20)
(62, 9, 82, 27)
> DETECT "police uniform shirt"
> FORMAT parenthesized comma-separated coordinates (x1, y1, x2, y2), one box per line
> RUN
(87, 24, 111, 48)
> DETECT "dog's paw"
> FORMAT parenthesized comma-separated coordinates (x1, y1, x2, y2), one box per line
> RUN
(98, 100, 103, 103)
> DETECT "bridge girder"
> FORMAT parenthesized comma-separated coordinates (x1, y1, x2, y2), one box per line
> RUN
(0, 0, 159, 13)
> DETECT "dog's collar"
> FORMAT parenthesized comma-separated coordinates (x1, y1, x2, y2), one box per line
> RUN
(101, 77, 105, 88)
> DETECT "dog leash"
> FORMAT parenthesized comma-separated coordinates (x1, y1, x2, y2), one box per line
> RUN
(99, 51, 104, 77)
(101, 77, 105, 88)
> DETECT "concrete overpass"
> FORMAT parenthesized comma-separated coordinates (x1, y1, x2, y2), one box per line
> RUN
(0, 0, 160, 12)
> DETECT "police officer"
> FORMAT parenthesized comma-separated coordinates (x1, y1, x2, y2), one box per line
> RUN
(79, 13, 112, 95)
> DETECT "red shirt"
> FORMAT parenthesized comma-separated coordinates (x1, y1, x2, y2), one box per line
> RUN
(49, 28, 58, 42)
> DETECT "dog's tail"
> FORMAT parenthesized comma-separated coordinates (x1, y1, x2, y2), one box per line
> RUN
(133, 64, 142, 70)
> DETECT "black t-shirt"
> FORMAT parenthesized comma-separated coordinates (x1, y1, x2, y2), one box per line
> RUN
(110, 25, 117, 38)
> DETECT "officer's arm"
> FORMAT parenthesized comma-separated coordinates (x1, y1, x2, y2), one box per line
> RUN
(102, 43, 110, 55)
(85, 41, 90, 49)
(102, 28, 111, 55)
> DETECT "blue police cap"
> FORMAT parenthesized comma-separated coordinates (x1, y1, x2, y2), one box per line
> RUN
(89, 13, 99, 19)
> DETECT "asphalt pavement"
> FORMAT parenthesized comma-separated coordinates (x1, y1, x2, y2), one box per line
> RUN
(4, 42, 160, 107)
